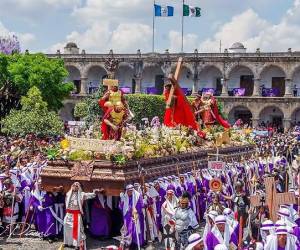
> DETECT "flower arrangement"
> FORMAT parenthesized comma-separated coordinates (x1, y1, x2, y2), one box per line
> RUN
(51, 117, 254, 162)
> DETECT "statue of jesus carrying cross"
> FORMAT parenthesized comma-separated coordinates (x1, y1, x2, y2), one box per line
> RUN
(163, 57, 206, 138)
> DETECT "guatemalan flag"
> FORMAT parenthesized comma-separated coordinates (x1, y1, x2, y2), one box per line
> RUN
(154, 4, 174, 17)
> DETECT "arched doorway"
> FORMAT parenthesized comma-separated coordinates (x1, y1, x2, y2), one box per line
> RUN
(115, 64, 135, 93)
(259, 106, 284, 128)
(198, 66, 222, 96)
(87, 66, 107, 94)
(142, 65, 164, 94)
(260, 65, 286, 97)
(291, 108, 300, 126)
(228, 106, 253, 125)
(65, 65, 81, 94)
(228, 65, 254, 96)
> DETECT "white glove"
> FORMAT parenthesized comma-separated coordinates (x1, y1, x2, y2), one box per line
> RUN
(38, 205, 43, 211)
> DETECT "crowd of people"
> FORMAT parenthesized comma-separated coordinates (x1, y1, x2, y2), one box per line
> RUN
(0, 128, 298, 250)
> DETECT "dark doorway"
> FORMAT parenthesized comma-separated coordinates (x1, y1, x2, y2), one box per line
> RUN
(132, 79, 136, 93)
(272, 116, 283, 127)
(240, 75, 254, 96)
(215, 77, 222, 96)
(234, 109, 252, 125)
(73, 80, 81, 94)
(272, 77, 285, 97)
(155, 75, 164, 94)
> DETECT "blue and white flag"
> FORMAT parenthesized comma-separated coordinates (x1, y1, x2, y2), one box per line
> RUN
(154, 4, 174, 17)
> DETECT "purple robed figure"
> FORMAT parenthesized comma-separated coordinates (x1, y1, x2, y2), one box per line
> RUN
(154, 181, 166, 230)
(31, 188, 57, 238)
(119, 185, 145, 247)
(89, 194, 112, 238)
(206, 215, 238, 250)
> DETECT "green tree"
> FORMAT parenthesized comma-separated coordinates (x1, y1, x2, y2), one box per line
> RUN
(1, 86, 63, 137)
(0, 53, 73, 117)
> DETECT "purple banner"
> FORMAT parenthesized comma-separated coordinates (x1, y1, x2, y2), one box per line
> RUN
(262, 88, 279, 97)
(202, 88, 215, 95)
(146, 87, 158, 95)
(233, 88, 245, 96)
(120, 86, 131, 94)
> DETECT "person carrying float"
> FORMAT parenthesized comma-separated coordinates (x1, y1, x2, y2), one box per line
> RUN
(63, 182, 98, 250)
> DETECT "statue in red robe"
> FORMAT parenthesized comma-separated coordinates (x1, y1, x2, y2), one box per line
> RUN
(101, 102, 128, 140)
(98, 85, 127, 113)
(163, 78, 205, 138)
(198, 92, 230, 129)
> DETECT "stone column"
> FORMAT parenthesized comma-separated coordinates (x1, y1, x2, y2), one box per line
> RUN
(284, 78, 293, 97)
(251, 113, 260, 128)
(283, 118, 292, 132)
(252, 78, 261, 96)
(134, 77, 142, 94)
(221, 78, 229, 96)
(80, 77, 88, 95)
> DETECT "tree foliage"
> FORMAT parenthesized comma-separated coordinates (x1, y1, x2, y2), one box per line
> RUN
(1, 86, 63, 137)
(0, 52, 73, 118)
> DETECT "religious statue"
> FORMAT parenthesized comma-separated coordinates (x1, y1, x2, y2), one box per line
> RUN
(101, 101, 128, 141)
(163, 58, 206, 138)
(197, 92, 231, 129)
(98, 79, 128, 113)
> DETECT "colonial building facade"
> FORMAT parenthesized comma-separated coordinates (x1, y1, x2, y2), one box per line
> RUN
(50, 42, 300, 130)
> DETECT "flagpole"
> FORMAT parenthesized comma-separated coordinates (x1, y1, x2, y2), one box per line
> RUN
(181, 0, 184, 52)
(152, 0, 155, 52)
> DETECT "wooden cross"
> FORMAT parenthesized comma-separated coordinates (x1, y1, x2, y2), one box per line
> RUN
(250, 177, 296, 221)
(166, 57, 183, 108)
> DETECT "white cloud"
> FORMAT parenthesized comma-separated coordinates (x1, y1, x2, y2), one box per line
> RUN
(48, 22, 152, 53)
(0, 21, 36, 50)
(48, 0, 300, 53)
(110, 23, 152, 52)
(0, 0, 81, 10)
(168, 31, 198, 52)
(198, 1, 300, 52)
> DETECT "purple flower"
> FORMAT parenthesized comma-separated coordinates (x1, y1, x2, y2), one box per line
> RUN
(0, 35, 21, 55)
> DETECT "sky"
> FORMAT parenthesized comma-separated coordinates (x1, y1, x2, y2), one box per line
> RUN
(0, 0, 299, 54)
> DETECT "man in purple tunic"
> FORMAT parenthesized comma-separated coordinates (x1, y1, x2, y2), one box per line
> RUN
(206, 215, 238, 250)
(31, 181, 57, 242)
(89, 189, 112, 239)
(119, 184, 145, 248)
(154, 180, 166, 230)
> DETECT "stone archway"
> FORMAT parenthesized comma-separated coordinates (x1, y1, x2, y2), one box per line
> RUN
(260, 65, 286, 97)
(86, 66, 107, 94)
(228, 106, 253, 125)
(291, 108, 300, 126)
(228, 65, 254, 96)
(65, 65, 81, 94)
(142, 65, 164, 94)
(115, 64, 135, 93)
(198, 66, 223, 96)
(259, 106, 284, 128)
